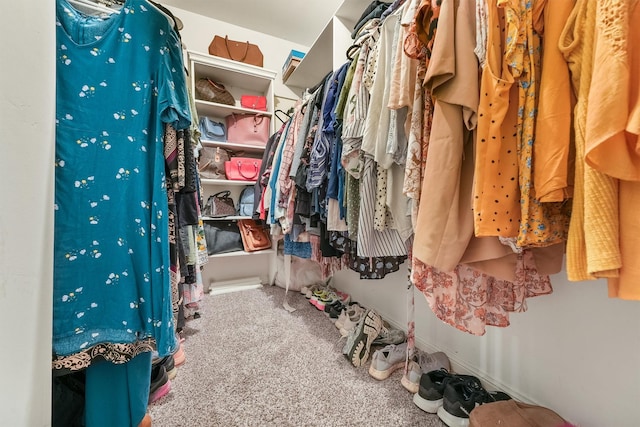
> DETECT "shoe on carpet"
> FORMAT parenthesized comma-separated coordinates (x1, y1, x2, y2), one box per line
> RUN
(315, 291, 341, 311)
(413, 369, 479, 414)
(149, 380, 171, 404)
(372, 322, 406, 346)
(368, 342, 408, 380)
(336, 304, 366, 335)
(401, 349, 450, 393)
(149, 364, 171, 404)
(343, 309, 383, 367)
(437, 378, 511, 427)
(173, 343, 186, 367)
(153, 354, 177, 381)
(325, 299, 345, 318)
(303, 283, 326, 299)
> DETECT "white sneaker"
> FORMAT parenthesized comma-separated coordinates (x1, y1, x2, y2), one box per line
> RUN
(401, 349, 450, 393)
(337, 305, 366, 336)
(369, 342, 408, 380)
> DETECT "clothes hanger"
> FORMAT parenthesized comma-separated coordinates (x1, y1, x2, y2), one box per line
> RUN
(65, 0, 177, 29)
(67, 0, 119, 15)
(275, 109, 292, 125)
(142, 0, 177, 29)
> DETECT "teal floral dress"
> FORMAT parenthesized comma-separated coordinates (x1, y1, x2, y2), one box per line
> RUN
(54, 0, 191, 361)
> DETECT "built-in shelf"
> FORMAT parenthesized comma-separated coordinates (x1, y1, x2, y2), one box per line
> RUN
(200, 178, 257, 186)
(202, 216, 252, 221)
(209, 249, 275, 259)
(284, 0, 391, 91)
(188, 49, 276, 286)
(194, 100, 273, 121)
(189, 51, 276, 92)
(200, 139, 267, 154)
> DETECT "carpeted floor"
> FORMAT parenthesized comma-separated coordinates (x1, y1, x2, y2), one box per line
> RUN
(149, 284, 445, 427)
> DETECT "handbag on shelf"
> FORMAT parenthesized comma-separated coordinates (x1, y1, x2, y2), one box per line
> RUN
(198, 116, 226, 142)
(194, 78, 235, 105)
(225, 113, 271, 146)
(240, 95, 267, 111)
(203, 221, 244, 255)
(208, 35, 264, 68)
(224, 157, 262, 181)
(202, 190, 236, 218)
(198, 146, 229, 179)
(238, 186, 255, 217)
(237, 219, 271, 252)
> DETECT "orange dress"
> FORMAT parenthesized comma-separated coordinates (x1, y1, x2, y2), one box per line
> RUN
(475, 0, 571, 246)
(533, 0, 575, 203)
(473, 0, 521, 238)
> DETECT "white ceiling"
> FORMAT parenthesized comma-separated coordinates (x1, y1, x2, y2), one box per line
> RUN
(159, 0, 345, 47)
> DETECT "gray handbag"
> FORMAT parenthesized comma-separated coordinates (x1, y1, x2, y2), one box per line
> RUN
(238, 186, 255, 217)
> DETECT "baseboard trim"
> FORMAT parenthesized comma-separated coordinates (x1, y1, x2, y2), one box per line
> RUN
(208, 277, 263, 295)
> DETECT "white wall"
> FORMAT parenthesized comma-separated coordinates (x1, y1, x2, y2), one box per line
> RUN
(335, 264, 640, 427)
(0, 1, 55, 426)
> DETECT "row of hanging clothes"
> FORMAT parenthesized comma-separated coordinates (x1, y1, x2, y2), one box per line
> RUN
(251, 0, 640, 336)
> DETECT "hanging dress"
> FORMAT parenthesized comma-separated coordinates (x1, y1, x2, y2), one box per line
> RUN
(53, 0, 190, 365)
(560, 0, 621, 282)
(584, 0, 640, 299)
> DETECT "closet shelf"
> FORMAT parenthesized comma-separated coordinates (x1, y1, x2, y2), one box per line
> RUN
(202, 216, 252, 221)
(200, 178, 257, 186)
(285, 0, 389, 90)
(189, 51, 277, 92)
(194, 100, 273, 120)
(209, 249, 275, 259)
(200, 139, 267, 154)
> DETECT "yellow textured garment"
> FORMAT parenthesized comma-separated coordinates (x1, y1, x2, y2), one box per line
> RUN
(560, 0, 621, 281)
(586, 0, 640, 299)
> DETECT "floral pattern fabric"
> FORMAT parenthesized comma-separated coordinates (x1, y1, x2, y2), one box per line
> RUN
(411, 250, 552, 336)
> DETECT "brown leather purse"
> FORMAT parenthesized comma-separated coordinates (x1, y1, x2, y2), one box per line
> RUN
(237, 219, 271, 252)
(195, 79, 235, 105)
(208, 35, 264, 68)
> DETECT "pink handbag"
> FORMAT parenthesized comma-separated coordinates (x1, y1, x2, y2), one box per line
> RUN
(240, 95, 267, 111)
(225, 113, 270, 146)
(224, 157, 262, 181)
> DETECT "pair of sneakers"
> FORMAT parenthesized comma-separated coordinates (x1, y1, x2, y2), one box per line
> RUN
(413, 369, 511, 427)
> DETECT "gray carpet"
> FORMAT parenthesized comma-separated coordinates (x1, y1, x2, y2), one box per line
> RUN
(149, 284, 445, 427)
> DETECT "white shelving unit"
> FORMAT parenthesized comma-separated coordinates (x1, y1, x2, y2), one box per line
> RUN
(284, 0, 383, 91)
(187, 50, 278, 291)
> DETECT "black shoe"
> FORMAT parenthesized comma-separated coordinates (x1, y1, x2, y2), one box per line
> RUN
(149, 364, 168, 396)
(325, 300, 345, 317)
(153, 355, 176, 380)
(437, 378, 511, 426)
(413, 370, 479, 414)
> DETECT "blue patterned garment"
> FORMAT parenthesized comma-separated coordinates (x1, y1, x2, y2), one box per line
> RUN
(54, 0, 190, 358)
